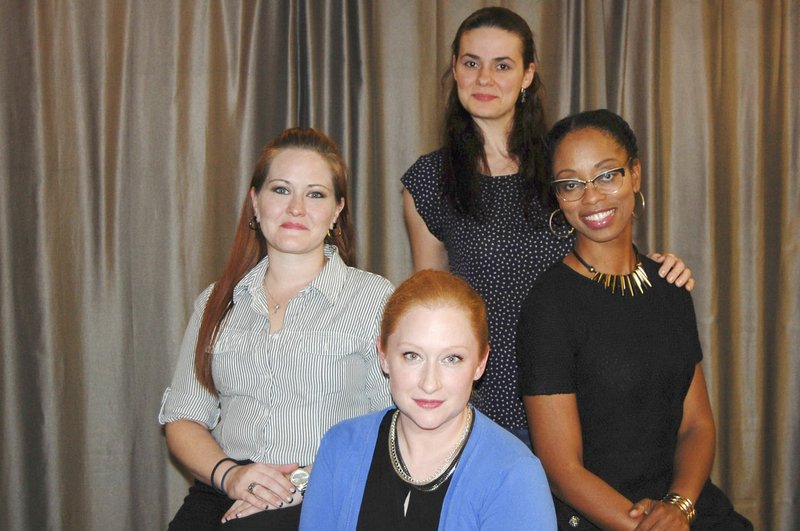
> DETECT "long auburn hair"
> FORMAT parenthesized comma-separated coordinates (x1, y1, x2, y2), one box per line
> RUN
(442, 6, 548, 221)
(194, 128, 355, 393)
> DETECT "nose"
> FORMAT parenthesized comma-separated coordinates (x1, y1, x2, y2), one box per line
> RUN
(582, 182, 604, 204)
(477, 64, 492, 86)
(288, 194, 305, 216)
(420, 361, 441, 394)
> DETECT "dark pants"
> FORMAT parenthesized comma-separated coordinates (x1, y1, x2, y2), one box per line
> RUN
(168, 480, 301, 531)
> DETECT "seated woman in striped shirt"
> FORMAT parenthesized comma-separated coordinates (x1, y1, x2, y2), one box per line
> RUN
(159, 128, 393, 530)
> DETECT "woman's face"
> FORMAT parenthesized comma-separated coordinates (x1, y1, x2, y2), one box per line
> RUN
(379, 304, 487, 435)
(552, 127, 640, 245)
(452, 26, 534, 129)
(250, 148, 344, 259)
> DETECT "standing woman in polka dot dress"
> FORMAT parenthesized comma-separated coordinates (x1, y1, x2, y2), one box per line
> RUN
(402, 7, 694, 442)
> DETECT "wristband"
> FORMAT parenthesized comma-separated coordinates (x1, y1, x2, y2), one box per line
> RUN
(220, 463, 240, 496)
(210, 457, 237, 491)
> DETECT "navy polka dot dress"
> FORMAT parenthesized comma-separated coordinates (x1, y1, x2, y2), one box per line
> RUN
(402, 150, 574, 429)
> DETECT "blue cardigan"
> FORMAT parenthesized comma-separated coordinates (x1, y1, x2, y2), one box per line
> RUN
(299, 407, 556, 530)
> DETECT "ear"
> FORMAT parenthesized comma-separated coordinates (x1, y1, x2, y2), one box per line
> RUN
(377, 337, 389, 375)
(630, 158, 642, 193)
(249, 188, 259, 219)
(522, 62, 535, 90)
(332, 198, 345, 227)
(473, 346, 489, 381)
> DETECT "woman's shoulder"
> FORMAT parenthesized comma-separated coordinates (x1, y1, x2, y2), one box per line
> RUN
(401, 149, 445, 187)
(322, 408, 391, 444)
(470, 410, 538, 460)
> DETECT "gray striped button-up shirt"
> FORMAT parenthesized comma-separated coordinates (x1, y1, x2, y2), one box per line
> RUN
(159, 245, 393, 465)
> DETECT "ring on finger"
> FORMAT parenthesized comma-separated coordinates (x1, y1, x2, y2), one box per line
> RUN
(247, 481, 258, 494)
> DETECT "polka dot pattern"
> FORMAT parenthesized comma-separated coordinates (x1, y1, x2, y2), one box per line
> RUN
(402, 151, 574, 429)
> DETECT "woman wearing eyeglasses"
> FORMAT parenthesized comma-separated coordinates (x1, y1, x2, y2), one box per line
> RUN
(517, 109, 752, 530)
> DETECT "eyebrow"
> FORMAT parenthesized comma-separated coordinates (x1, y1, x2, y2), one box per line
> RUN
(461, 52, 516, 64)
(554, 159, 622, 179)
(266, 178, 333, 190)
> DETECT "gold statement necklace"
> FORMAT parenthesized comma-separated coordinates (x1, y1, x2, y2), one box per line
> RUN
(388, 407, 474, 492)
(571, 245, 652, 296)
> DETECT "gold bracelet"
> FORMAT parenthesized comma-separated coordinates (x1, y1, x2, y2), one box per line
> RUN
(661, 492, 696, 524)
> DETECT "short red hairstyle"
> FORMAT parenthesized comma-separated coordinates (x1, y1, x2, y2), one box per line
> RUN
(380, 270, 489, 357)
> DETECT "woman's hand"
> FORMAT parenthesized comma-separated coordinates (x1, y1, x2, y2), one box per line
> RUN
(648, 252, 695, 291)
(629, 499, 690, 531)
(220, 463, 299, 522)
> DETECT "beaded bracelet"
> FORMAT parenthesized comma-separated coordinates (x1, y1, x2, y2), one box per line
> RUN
(219, 463, 240, 496)
(661, 492, 696, 524)
(210, 457, 237, 491)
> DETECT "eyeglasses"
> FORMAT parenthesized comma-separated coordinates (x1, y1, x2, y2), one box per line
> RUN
(551, 166, 626, 202)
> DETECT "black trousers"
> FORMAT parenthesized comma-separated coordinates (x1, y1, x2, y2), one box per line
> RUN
(168, 480, 301, 531)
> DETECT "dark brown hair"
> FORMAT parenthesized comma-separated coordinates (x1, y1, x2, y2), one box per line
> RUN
(442, 6, 548, 221)
(194, 128, 354, 393)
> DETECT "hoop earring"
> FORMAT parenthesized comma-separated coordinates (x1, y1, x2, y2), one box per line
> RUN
(519, 87, 527, 104)
(248, 216, 259, 231)
(632, 191, 646, 219)
(548, 209, 574, 240)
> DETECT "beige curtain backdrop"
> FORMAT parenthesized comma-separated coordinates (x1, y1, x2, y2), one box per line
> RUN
(0, 1, 796, 529)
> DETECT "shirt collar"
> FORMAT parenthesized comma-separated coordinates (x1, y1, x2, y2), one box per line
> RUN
(232, 244, 347, 306)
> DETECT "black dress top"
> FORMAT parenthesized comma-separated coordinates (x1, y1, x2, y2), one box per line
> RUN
(356, 411, 451, 531)
(517, 257, 751, 530)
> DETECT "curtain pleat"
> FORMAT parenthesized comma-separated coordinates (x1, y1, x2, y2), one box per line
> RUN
(0, 1, 796, 529)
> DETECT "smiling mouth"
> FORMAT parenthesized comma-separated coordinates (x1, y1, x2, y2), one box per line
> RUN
(472, 94, 497, 101)
(583, 209, 615, 222)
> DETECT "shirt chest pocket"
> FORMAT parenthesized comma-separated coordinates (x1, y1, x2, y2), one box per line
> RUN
(211, 330, 268, 395)
(284, 335, 374, 396)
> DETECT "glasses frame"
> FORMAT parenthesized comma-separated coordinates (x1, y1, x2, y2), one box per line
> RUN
(551, 165, 627, 202)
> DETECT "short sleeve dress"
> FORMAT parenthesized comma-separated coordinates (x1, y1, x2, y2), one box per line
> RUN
(517, 257, 750, 530)
(402, 150, 573, 430)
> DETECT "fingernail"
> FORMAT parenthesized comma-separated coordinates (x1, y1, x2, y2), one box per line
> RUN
(290, 487, 296, 493)
(288, 496, 294, 503)
(279, 502, 284, 508)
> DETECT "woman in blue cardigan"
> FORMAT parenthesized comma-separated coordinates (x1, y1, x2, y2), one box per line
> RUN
(299, 270, 556, 530)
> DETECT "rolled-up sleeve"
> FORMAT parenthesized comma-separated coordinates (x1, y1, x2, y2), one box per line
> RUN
(158, 286, 221, 429)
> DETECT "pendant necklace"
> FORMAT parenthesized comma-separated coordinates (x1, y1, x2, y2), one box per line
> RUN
(387, 406, 473, 492)
(571, 244, 652, 296)
(264, 283, 281, 314)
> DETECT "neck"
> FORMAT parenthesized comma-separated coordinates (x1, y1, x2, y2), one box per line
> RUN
(264, 247, 327, 292)
(472, 117, 515, 175)
(396, 407, 469, 474)
(572, 236, 636, 275)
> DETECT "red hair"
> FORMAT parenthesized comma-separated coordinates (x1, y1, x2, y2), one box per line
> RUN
(194, 128, 355, 393)
(380, 270, 489, 357)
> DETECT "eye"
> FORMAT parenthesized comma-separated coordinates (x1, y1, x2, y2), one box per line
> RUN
(270, 186, 289, 195)
(403, 351, 420, 361)
(443, 354, 463, 364)
(596, 170, 620, 183)
(561, 181, 581, 191)
(496, 63, 511, 71)
(463, 60, 479, 68)
(307, 190, 326, 199)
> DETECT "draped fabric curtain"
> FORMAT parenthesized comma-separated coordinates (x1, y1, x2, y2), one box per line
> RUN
(0, 1, 795, 529)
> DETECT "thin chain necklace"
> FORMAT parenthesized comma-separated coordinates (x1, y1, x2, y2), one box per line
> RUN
(388, 407, 473, 492)
(571, 244, 652, 296)
(263, 283, 281, 314)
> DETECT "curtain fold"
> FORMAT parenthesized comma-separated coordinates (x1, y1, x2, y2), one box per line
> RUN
(0, 1, 796, 529)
